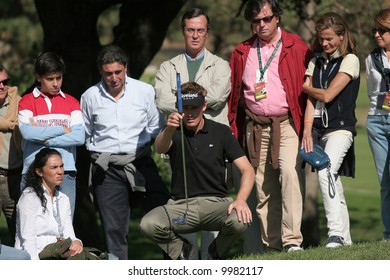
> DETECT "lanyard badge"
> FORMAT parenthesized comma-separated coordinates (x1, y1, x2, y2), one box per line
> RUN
(382, 93, 390, 111)
(254, 38, 282, 102)
(254, 80, 267, 101)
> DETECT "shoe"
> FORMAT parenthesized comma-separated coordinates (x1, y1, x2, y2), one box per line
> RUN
(177, 238, 195, 260)
(284, 244, 303, 252)
(326, 236, 344, 248)
(208, 239, 223, 260)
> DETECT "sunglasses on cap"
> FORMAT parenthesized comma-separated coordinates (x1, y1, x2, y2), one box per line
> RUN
(251, 15, 274, 25)
(372, 27, 390, 36)
(0, 79, 10, 86)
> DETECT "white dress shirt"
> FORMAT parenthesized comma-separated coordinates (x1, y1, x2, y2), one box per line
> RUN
(15, 186, 79, 260)
(81, 76, 161, 156)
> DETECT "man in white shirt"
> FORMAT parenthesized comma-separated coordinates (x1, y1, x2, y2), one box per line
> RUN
(80, 45, 169, 260)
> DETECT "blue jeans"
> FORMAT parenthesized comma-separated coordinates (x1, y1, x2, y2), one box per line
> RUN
(366, 115, 390, 239)
(20, 171, 76, 219)
(0, 244, 31, 260)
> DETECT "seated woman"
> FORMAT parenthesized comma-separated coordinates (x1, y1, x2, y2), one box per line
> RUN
(14, 148, 83, 260)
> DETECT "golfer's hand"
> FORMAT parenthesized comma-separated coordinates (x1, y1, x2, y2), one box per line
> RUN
(228, 199, 252, 225)
(167, 112, 182, 128)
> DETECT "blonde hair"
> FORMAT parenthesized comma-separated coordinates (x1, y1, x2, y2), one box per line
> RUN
(311, 12, 356, 57)
(374, 8, 390, 29)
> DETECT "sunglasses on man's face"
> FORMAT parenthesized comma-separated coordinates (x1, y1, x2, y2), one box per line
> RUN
(251, 15, 275, 25)
(0, 79, 10, 86)
(372, 27, 390, 36)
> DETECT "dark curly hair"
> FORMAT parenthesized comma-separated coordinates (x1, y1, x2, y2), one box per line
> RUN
(96, 44, 128, 70)
(25, 148, 62, 212)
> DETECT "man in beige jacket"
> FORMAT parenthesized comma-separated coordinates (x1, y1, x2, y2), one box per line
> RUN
(0, 64, 23, 245)
(155, 8, 231, 126)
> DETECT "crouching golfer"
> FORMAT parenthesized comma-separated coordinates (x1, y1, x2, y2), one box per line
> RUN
(140, 81, 255, 259)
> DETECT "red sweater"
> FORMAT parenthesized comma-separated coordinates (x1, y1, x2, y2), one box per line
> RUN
(228, 29, 313, 143)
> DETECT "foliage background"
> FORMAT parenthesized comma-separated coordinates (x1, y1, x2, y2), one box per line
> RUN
(0, 0, 388, 92)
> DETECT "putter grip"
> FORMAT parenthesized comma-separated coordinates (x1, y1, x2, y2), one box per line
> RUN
(176, 73, 182, 114)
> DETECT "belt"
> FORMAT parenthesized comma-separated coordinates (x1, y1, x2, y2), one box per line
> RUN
(0, 167, 22, 177)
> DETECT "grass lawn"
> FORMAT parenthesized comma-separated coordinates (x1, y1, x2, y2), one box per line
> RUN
(238, 240, 390, 260)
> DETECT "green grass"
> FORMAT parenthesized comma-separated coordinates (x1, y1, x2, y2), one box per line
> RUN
(237, 240, 390, 260)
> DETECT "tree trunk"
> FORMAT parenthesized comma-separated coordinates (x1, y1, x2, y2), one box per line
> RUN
(297, 0, 316, 45)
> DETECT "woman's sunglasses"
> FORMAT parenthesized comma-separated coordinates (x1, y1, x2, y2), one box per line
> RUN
(372, 27, 390, 36)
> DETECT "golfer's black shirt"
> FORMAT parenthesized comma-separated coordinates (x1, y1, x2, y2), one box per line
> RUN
(168, 117, 245, 199)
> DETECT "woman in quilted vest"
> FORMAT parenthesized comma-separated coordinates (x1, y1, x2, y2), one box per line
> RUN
(301, 12, 360, 248)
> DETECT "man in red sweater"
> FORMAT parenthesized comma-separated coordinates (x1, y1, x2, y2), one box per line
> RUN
(229, 0, 312, 252)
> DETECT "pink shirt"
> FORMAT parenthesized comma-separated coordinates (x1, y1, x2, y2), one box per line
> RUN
(242, 29, 289, 116)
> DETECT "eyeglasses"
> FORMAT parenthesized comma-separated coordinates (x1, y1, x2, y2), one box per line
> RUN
(184, 28, 207, 36)
(0, 79, 10, 86)
(372, 27, 390, 36)
(251, 15, 275, 25)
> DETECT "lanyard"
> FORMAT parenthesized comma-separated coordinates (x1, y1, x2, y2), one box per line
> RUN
(378, 51, 390, 91)
(257, 38, 282, 80)
(319, 59, 339, 89)
(53, 191, 64, 240)
(378, 51, 387, 74)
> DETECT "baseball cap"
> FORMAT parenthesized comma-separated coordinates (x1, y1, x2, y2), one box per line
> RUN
(180, 91, 205, 107)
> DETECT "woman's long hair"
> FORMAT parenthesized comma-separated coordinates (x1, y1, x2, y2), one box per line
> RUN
(311, 12, 357, 57)
(25, 148, 62, 212)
